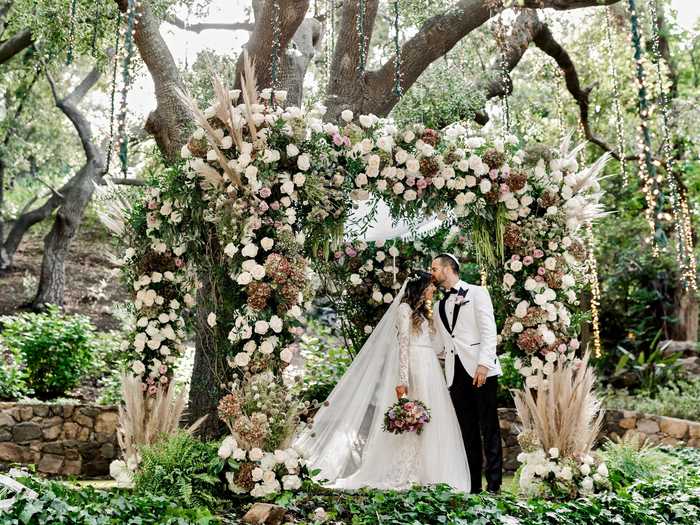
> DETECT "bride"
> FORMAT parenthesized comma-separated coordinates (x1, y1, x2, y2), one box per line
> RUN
(294, 271, 471, 491)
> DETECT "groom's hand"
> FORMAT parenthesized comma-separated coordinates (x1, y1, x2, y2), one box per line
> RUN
(473, 365, 488, 388)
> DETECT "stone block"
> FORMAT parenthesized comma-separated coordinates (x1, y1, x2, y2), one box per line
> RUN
(33, 405, 49, 418)
(688, 422, 700, 439)
(636, 418, 660, 434)
(0, 442, 36, 463)
(94, 432, 115, 444)
(78, 427, 91, 441)
(74, 414, 94, 428)
(64, 448, 80, 460)
(19, 407, 33, 421)
(242, 503, 287, 525)
(43, 424, 62, 441)
(79, 407, 100, 418)
(659, 417, 689, 439)
(95, 412, 118, 434)
(13, 422, 42, 442)
(63, 405, 75, 418)
(40, 416, 64, 429)
(42, 442, 64, 455)
(0, 411, 15, 427)
(618, 417, 637, 430)
(0, 429, 11, 441)
(38, 453, 64, 474)
(62, 459, 82, 476)
(688, 438, 700, 448)
(63, 422, 80, 439)
(660, 437, 680, 447)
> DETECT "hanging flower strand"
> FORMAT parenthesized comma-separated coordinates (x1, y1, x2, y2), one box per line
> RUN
(66, 0, 79, 65)
(116, 0, 140, 177)
(105, 13, 122, 175)
(392, 0, 402, 97)
(648, 0, 697, 291)
(604, 7, 627, 185)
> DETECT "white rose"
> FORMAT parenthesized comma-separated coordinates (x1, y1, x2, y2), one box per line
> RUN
(515, 300, 529, 318)
(511, 321, 524, 333)
(207, 313, 217, 327)
(254, 321, 270, 335)
(251, 468, 264, 482)
(581, 476, 594, 492)
(297, 154, 311, 171)
(270, 315, 283, 333)
(280, 348, 293, 363)
(597, 463, 608, 477)
(249, 448, 264, 461)
(261, 237, 274, 251)
(350, 274, 362, 286)
(544, 257, 557, 271)
(234, 352, 251, 367)
(383, 293, 393, 304)
(237, 272, 253, 285)
(259, 340, 274, 354)
(579, 463, 591, 476)
(131, 360, 146, 375)
(503, 273, 516, 288)
(392, 182, 405, 195)
(403, 189, 417, 201)
(340, 109, 353, 122)
(548, 448, 559, 459)
(372, 290, 383, 302)
(359, 114, 373, 128)
(251, 264, 266, 280)
(242, 243, 258, 258)
(286, 144, 299, 158)
(479, 179, 492, 194)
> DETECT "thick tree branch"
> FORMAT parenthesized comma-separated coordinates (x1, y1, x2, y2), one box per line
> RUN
(0, 27, 31, 65)
(46, 66, 103, 166)
(115, 0, 191, 161)
(0, 1, 14, 38)
(165, 14, 255, 33)
(235, 0, 310, 93)
(533, 23, 637, 162)
(335, 0, 620, 120)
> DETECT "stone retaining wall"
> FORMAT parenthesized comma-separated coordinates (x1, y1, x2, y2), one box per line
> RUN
(0, 403, 118, 477)
(1, 402, 699, 477)
(498, 407, 700, 472)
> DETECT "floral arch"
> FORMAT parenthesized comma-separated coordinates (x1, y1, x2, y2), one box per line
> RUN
(119, 70, 606, 496)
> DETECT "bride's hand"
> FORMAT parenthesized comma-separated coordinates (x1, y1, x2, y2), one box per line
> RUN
(395, 384, 408, 399)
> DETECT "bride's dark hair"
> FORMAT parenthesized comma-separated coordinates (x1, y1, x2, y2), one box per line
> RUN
(402, 271, 434, 333)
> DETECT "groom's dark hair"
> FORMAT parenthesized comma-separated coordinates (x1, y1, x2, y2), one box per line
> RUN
(435, 253, 459, 274)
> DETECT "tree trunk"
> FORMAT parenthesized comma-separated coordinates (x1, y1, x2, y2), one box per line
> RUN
(186, 275, 233, 439)
(32, 163, 100, 308)
(669, 286, 699, 342)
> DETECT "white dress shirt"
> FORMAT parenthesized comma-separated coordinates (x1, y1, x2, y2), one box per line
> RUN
(434, 280, 502, 386)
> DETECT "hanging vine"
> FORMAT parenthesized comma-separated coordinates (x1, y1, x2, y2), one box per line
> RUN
(604, 7, 628, 185)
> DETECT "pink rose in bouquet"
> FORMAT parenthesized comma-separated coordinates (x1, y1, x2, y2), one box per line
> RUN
(383, 398, 431, 435)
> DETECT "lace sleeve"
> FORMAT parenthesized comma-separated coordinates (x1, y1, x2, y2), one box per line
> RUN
(397, 304, 411, 387)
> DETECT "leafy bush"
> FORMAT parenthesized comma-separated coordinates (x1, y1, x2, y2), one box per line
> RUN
(0, 306, 94, 399)
(599, 439, 668, 491)
(294, 321, 352, 404)
(3, 477, 218, 524)
(133, 431, 225, 509)
(0, 343, 31, 400)
(496, 352, 524, 408)
(603, 377, 700, 422)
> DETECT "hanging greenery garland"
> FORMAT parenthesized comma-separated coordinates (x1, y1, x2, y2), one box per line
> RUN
(585, 222, 602, 358)
(91, 2, 101, 57)
(270, 0, 281, 98)
(116, 0, 139, 177)
(648, 0, 697, 291)
(604, 7, 628, 185)
(66, 0, 79, 65)
(626, 0, 663, 253)
(105, 12, 122, 174)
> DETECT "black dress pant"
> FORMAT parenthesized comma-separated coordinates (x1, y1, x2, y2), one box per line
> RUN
(449, 355, 503, 493)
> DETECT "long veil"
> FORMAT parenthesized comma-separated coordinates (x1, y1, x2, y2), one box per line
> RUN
(293, 282, 407, 483)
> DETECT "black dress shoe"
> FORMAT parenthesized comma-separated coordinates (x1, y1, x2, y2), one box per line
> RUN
(486, 485, 501, 495)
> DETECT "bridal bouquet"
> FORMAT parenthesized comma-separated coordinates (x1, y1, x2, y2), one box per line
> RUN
(383, 398, 431, 435)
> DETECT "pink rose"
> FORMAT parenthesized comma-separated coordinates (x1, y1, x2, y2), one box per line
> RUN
(416, 178, 428, 190)
(175, 258, 184, 268)
(345, 246, 357, 257)
(258, 201, 269, 213)
(148, 385, 157, 395)
(535, 275, 544, 282)
(533, 249, 544, 258)
(489, 169, 499, 180)
(569, 339, 580, 350)
(406, 175, 416, 187)
(500, 183, 510, 194)
(537, 267, 546, 276)
(558, 343, 567, 352)
(148, 200, 157, 210)
(259, 187, 272, 199)
(511, 254, 521, 261)
(332, 133, 344, 146)
(334, 251, 343, 260)
(159, 365, 168, 374)
(523, 256, 534, 266)
(270, 201, 280, 210)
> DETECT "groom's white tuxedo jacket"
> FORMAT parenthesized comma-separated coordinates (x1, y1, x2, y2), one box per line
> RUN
(434, 280, 502, 386)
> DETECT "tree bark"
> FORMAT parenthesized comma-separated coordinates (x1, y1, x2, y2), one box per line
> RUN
(0, 27, 32, 65)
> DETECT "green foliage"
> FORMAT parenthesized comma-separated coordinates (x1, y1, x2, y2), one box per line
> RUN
(0, 343, 32, 400)
(91, 331, 129, 405)
(496, 352, 524, 408)
(3, 476, 218, 525)
(601, 330, 684, 395)
(599, 439, 669, 491)
(133, 431, 226, 509)
(604, 376, 700, 422)
(0, 306, 94, 399)
(293, 321, 352, 404)
(272, 447, 700, 524)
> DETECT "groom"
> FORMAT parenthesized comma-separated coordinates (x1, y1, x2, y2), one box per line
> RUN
(430, 254, 503, 494)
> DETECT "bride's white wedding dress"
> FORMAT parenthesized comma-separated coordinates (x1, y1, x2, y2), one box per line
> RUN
(294, 285, 471, 492)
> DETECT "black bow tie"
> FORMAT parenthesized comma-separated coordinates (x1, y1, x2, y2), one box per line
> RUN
(443, 287, 461, 295)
